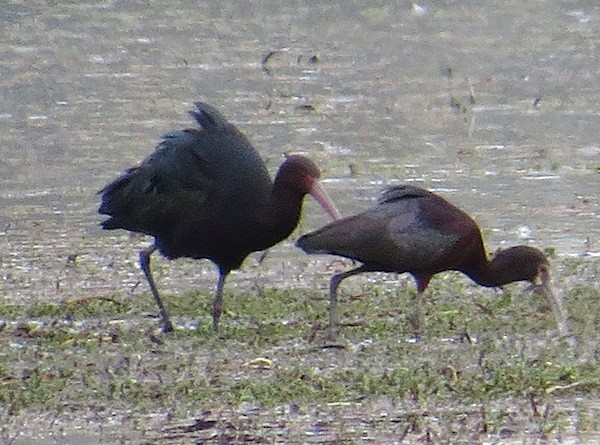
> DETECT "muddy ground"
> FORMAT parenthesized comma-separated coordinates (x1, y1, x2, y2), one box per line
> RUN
(0, 1, 599, 443)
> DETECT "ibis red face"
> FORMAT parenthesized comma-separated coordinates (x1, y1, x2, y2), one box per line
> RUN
(278, 155, 341, 221)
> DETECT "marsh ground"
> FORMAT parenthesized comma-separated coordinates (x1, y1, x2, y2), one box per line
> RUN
(0, 1, 599, 443)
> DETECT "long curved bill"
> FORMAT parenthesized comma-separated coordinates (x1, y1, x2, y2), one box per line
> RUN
(530, 267, 571, 339)
(309, 181, 342, 221)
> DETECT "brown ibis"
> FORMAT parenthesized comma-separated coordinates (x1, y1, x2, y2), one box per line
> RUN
(297, 185, 568, 337)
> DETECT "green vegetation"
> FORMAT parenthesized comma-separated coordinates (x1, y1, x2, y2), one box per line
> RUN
(0, 257, 598, 443)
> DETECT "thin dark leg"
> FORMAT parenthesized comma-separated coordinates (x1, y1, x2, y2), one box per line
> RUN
(328, 265, 367, 338)
(139, 244, 174, 333)
(412, 291, 423, 341)
(412, 274, 431, 341)
(212, 270, 228, 332)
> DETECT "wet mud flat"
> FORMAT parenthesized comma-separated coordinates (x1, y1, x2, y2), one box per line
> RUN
(1, 0, 599, 443)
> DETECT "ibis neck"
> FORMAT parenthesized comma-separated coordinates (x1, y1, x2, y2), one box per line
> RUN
(269, 187, 305, 237)
(464, 255, 533, 288)
(249, 186, 304, 252)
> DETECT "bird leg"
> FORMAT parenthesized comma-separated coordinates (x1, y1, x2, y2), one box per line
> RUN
(410, 274, 431, 341)
(328, 265, 367, 339)
(212, 271, 228, 332)
(139, 244, 174, 333)
(410, 291, 423, 341)
(328, 274, 342, 338)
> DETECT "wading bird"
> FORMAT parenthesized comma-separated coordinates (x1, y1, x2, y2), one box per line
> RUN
(99, 102, 340, 332)
(297, 185, 568, 337)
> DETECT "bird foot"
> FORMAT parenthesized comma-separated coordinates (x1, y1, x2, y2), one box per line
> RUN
(162, 322, 174, 333)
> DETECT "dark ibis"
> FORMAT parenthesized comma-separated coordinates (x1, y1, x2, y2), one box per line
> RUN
(297, 185, 569, 337)
(99, 102, 341, 332)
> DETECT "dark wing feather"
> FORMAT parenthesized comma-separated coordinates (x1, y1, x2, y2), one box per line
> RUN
(98, 132, 214, 235)
(188, 102, 230, 131)
(298, 186, 464, 272)
(98, 102, 272, 237)
(378, 184, 436, 204)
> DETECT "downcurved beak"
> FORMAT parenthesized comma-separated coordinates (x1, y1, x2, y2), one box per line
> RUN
(530, 267, 571, 338)
(309, 181, 342, 221)
(525, 265, 551, 295)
